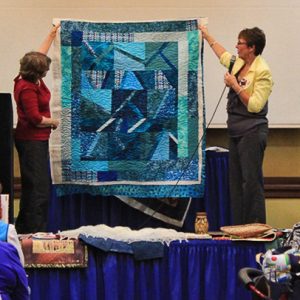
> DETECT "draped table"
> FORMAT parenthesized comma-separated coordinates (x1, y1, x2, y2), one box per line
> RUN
(30, 152, 264, 300)
(26, 239, 263, 300)
(47, 150, 231, 233)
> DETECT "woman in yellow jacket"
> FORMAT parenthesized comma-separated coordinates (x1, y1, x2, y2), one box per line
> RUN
(199, 25, 273, 225)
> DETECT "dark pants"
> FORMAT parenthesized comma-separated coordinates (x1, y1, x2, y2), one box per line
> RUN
(15, 140, 50, 234)
(229, 126, 268, 225)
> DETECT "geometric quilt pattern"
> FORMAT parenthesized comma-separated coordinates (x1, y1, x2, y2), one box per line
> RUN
(50, 19, 206, 198)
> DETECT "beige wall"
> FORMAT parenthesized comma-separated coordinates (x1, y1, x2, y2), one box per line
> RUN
(206, 128, 300, 177)
(266, 199, 300, 229)
(265, 129, 300, 177)
(1, 1, 300, 127)
(206, 128, 300, 228)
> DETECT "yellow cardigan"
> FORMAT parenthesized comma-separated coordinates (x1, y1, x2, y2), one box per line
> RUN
(220, 51, 273, 113)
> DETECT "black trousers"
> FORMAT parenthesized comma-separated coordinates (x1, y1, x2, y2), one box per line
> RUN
(229, 126, 268, 225)
(15, 140, 50, 234)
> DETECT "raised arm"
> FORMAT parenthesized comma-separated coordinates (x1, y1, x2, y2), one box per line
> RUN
(38, 24, 60, 55)
(199, 25, 226, 59)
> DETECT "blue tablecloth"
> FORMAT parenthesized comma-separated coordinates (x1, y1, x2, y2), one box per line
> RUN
(48, 150, 231, 232)
(26, 239, 264, 300)
(31, 150, 260, 300)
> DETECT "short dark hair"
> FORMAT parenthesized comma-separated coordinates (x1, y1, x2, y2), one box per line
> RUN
(238, 27, 266, 56)
(19, 51, 51, 83)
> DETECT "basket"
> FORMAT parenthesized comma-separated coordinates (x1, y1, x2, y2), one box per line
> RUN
(220, 223, 272, 238)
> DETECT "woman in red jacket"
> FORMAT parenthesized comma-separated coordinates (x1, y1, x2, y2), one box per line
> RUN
(14, 24, 60, 234)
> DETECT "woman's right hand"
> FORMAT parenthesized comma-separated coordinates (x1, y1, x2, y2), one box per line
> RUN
(37, 116, 59, 129)
(51, 119, 59, 130)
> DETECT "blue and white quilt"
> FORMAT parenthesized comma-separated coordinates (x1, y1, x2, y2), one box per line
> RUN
(50, 18, 206, 200)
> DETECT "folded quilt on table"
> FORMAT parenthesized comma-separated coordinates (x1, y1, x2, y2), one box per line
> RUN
(79, 235, 164, 260)
(59, 224, 211, 260)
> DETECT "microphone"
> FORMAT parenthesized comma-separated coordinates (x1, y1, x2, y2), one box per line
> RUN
(228, 55, 236, 74)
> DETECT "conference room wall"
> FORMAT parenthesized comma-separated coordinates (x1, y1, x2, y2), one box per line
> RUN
(206, 128, 300, 229)
(1, 0, 300, 128)
(206, 129, 300, 178)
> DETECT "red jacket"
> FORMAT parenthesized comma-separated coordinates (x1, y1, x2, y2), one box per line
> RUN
(14, 75, 51, 141)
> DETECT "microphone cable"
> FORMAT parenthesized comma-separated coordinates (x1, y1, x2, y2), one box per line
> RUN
(136, 51, 237, 229)
(136, 83, 228, 229)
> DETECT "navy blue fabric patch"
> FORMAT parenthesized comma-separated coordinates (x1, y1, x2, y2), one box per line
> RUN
(97, 171, 118, 181)
(79, 235, 164, 260)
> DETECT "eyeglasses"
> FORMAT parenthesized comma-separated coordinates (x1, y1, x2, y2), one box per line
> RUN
(237, 41, 247, 46)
